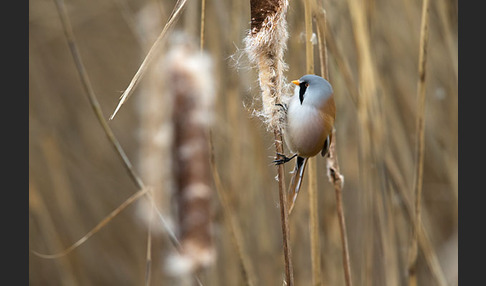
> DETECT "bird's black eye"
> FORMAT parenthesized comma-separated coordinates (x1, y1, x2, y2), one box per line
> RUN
(299, 82, 307, 104)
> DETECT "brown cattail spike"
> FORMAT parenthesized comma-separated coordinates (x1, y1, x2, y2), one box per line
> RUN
(163, 32, 216, 278)
(245, 0, 290, 131)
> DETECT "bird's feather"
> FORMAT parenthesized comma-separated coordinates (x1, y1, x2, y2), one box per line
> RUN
(288, 156, 308, 214)
(321, 134, 331, 157)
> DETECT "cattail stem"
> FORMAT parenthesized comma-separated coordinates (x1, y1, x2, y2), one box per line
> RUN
(274, 129, 294, 286)
(409, 0, 430, 285)
(245, 0, 293, 284)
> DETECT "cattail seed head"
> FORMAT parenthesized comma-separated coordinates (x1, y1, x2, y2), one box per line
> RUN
(244, 0, 290, 131)
(163, 31, 216, 276)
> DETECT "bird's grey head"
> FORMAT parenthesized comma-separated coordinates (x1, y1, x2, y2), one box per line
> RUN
(294, 74, 333, 106)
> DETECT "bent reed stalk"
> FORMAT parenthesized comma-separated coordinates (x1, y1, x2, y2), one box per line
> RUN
(46, 1, 203, 285)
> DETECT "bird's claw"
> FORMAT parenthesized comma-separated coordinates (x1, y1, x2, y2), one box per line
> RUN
(275, 103, 288, 112)
(273, 153, 296, 165)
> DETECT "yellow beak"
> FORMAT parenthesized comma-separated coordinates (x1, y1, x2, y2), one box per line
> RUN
(291, 80, 300, 86)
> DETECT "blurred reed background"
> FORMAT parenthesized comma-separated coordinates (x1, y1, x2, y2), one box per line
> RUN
(29, 0, 457, 285)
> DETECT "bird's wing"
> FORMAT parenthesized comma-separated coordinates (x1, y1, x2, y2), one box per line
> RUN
(288, 156, 308, 214)
(321, 133, 332, 157)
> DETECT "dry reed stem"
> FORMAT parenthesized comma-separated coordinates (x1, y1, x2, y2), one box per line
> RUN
(274, 130, 294, 286)
(39, 135, 81, 235)
(314, 9, 328, 80)
(315, 7, 353, 286)
(347, 0, 381, 284)
(304, 0, 315, 74)
(409, 2, 430, 284)
(436, 0, 458, 80)
(50, 2, 202, 283)
(32, 188, 149, 259)
(323, 21, 359, 107)
(200, 0, 206, 52)
(416, 220, 448, 286)
(327, 132, 352, 286)
(302, 0, 322, 284)
(113, 0, 140, 43)
(110, 0, 188, 120)
(133, 6, 167, 284)
(209, 134, 256, 286)
(135, 2, 174, 233)
(385, 155, 448, 286)
(53, 0, 144, 190)
(245, 0, 294, 284)
(145, 207, 153, 286)
(29, 183, 78, 285)
(308, 158, 321, 286)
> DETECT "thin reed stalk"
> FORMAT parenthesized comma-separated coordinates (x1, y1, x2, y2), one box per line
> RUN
(321, 17, 359, 107)
(135, 0, 174, 235)
(315, 7, 353, 286)
(110, 0, 188, 119)
(326, 133, 352, 286)
(29, 184, 78, 285)
(52, 0, 144, 190)
(308, 159, 321, 286)
(200, 0, 206, 52)
(386, 155, 448, 286)
(47, 1, 202, 284)
(314, 10, 328, 80)
(347, 0, 381, 284)
(274, 129, 294, 286)
(32, 188, 150, 259)
(209, 134, 256, 286)
(145, 208, 153, 286)
(133, 6, 170, 284)
(245, 0, 294, 284)
(303, 0, 322, 284)
(409, 0, 430, 284)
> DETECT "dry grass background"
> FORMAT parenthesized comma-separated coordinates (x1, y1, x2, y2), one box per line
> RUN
(29, 0, 457, 285)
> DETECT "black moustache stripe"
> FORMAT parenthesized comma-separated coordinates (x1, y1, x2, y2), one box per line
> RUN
(299, 82, 307, 104)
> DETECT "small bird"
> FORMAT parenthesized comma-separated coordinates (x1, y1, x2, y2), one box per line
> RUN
(275, 74, 336, 213)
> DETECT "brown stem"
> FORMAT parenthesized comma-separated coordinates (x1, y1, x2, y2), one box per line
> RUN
(209, 133, 256, 286)
(315, 7, 352, 286)
(274, 129, 294, 286)
(326, 130, 352, 286)
(303, 0, 322, 284)
(246, 0, 292, 283)
(409, 0, 430, 284)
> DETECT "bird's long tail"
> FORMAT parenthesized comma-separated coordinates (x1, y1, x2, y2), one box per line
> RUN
(288, 156, 308, 214)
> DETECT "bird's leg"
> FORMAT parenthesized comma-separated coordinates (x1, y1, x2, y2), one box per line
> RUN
(273, 153, 297, 165)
